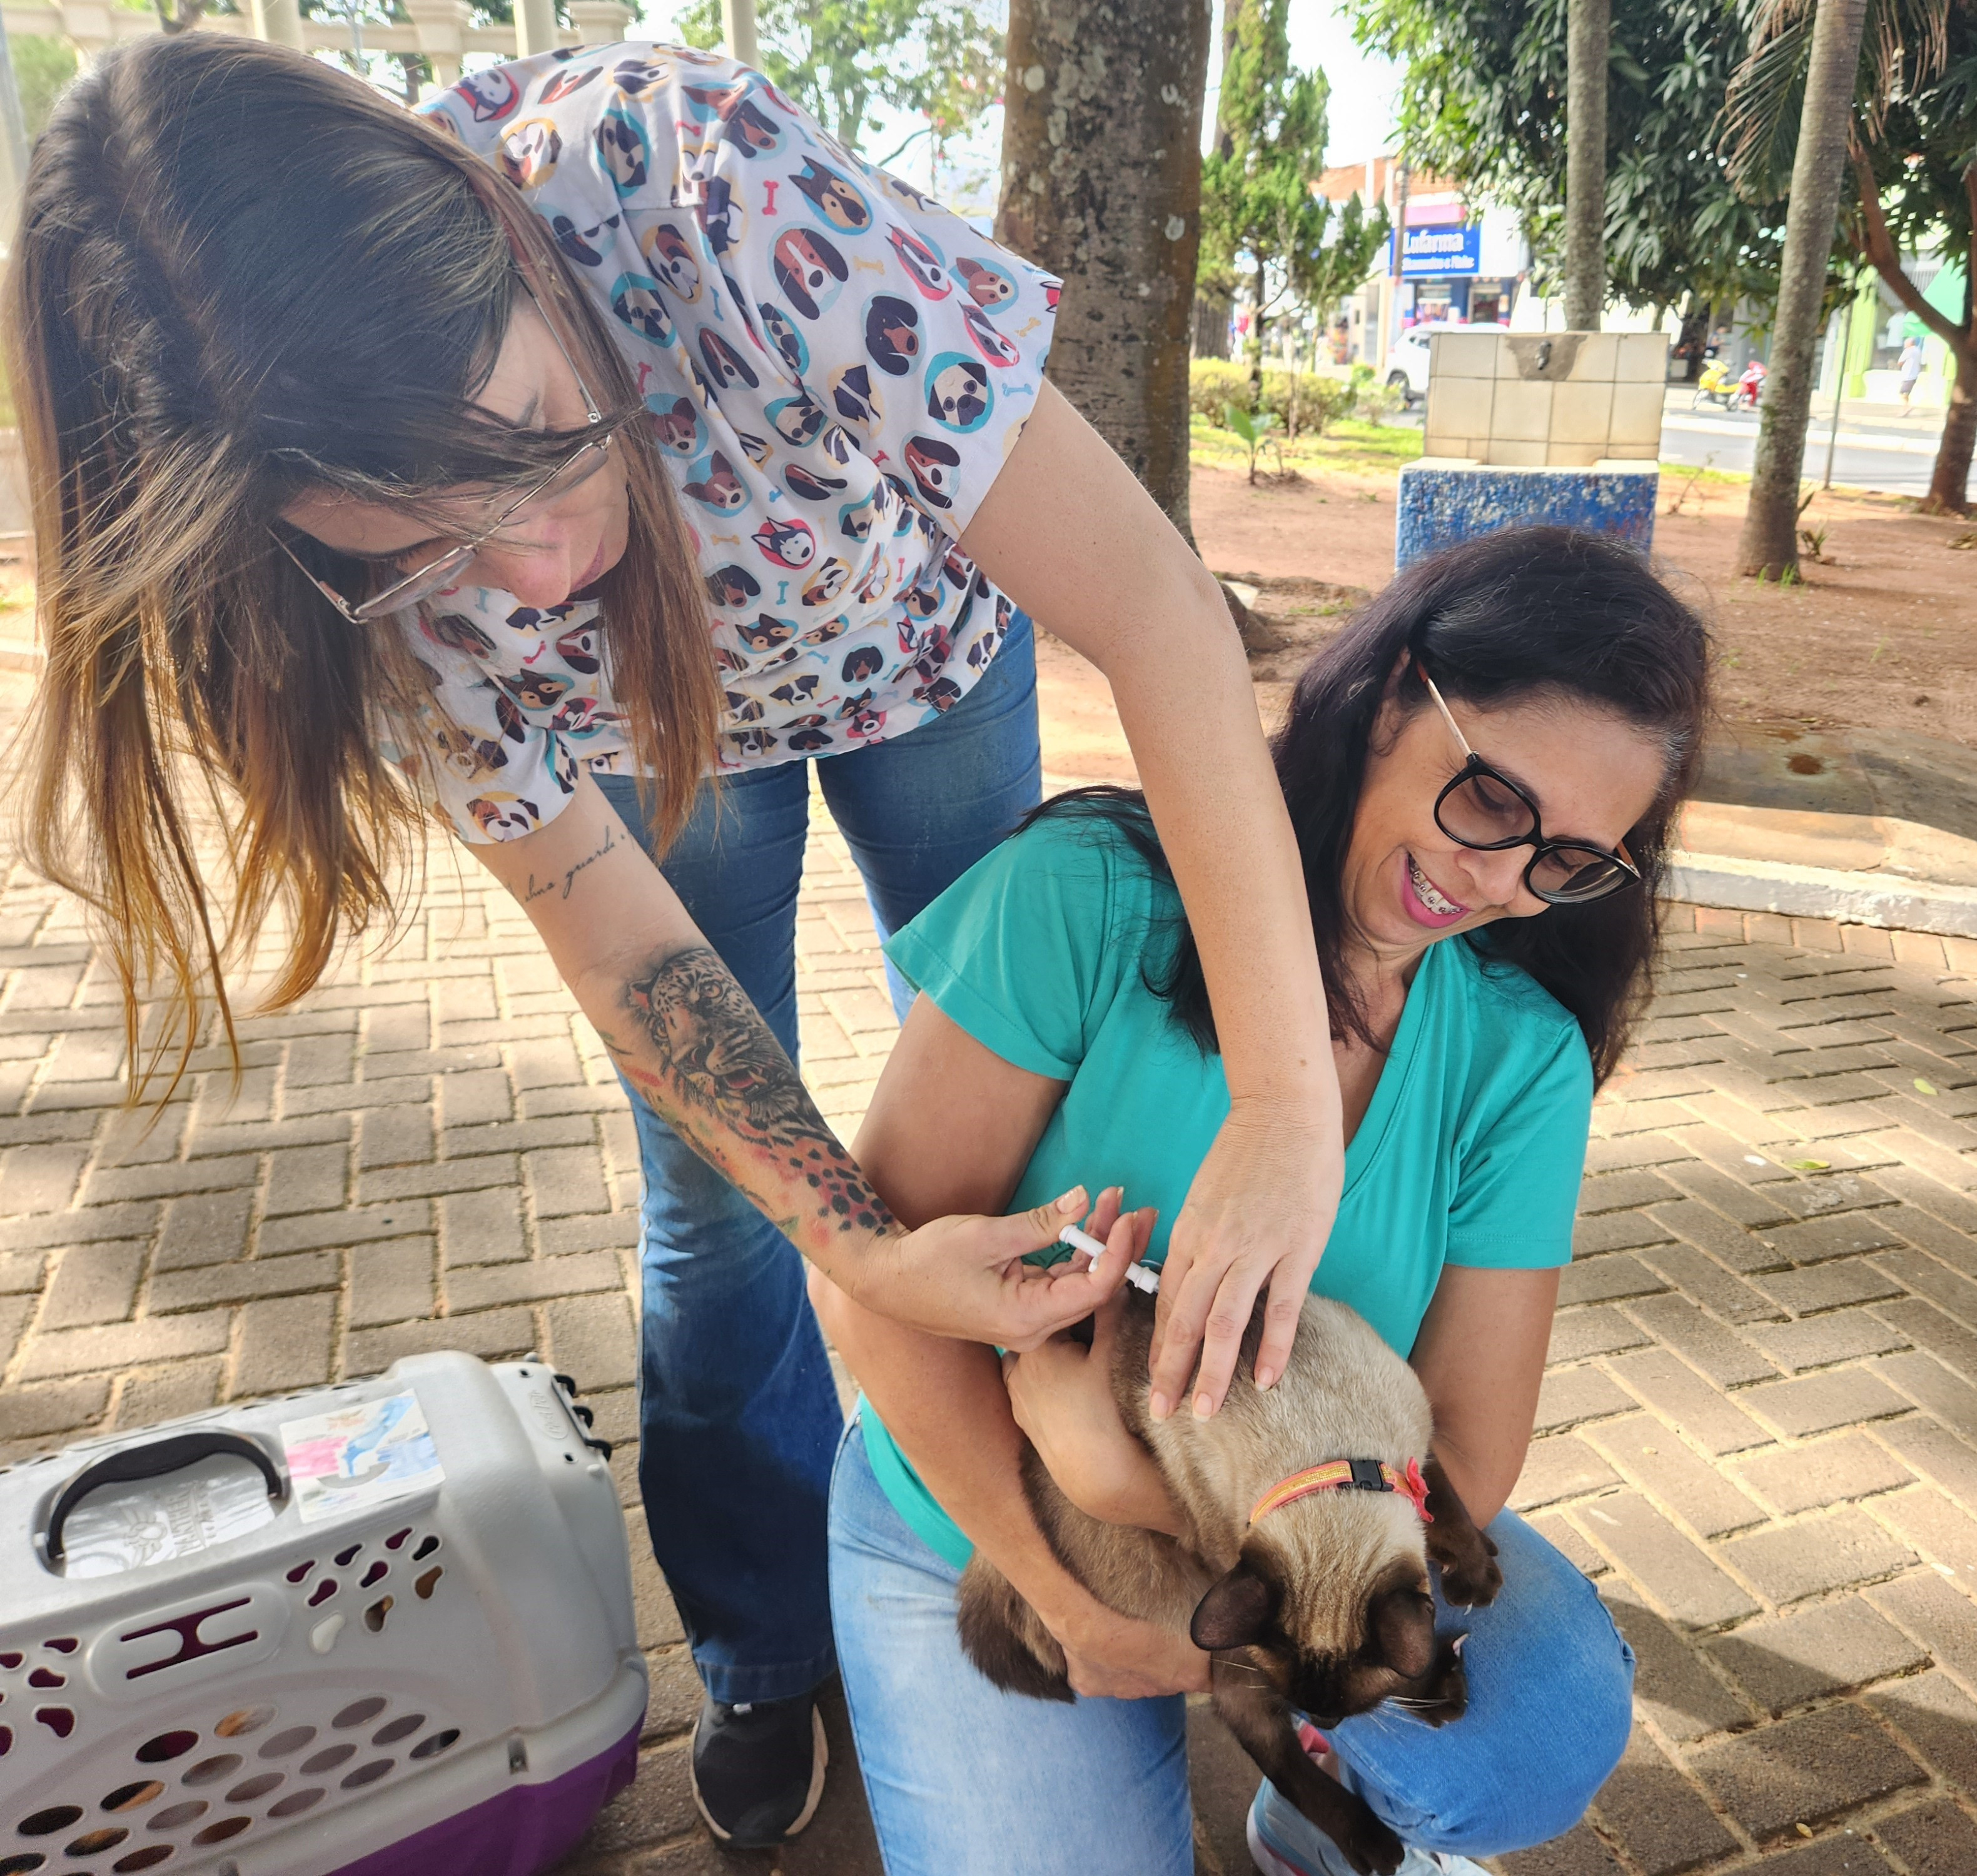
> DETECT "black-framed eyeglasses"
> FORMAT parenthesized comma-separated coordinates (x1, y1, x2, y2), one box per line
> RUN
(1418, 663, 1642, 906)
(269, 276, 617, 624)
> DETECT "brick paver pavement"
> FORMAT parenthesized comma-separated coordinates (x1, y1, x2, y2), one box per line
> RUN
(11, 757, 1977, 1872)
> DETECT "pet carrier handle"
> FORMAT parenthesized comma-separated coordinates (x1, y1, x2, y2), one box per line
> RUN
(45, 1431, 286, 1562)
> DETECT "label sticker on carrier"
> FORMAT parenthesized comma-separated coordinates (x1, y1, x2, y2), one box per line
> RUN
(281, 1391, 445, 1525)
(61, 1455, 280, 1576)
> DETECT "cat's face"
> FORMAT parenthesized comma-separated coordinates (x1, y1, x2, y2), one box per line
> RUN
(1191, 1542, 1469, 1729)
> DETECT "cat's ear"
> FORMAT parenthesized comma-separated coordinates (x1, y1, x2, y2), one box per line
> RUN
(1368, 1584, 1437, 1681)
(1191, 1561, 1277, 1651)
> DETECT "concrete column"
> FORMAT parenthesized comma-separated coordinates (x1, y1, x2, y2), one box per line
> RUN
(566, 0, 632, 44)
(59, 0, 115, 61)
(513, 0, 554, 57)
(404, 0, 470, 82)
(248, 0, 303, 49)
(720, 0, 756, 65)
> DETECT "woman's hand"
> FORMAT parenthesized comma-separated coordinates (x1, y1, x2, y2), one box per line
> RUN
(1044, 1595, 1211, 1701)
(1148, 1100, 1340, 1421)
(1002, 1198, 1184, 1535)
(852, 1185, 1136, 1352)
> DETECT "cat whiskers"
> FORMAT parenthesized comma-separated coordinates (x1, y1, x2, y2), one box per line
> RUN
(1210, 1657, 1274, 1688)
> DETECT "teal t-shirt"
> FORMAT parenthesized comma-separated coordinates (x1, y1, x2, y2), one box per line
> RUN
(861, 810, 1594, 1569)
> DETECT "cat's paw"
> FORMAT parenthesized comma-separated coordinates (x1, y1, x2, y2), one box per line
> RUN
(1432, 1528, 1502, 1608)
(1338, 1813, 1406, 1876)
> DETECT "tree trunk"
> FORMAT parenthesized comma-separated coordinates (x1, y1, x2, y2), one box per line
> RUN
(1921, 263, 1976, 515)
(1851, 158, 1974, 517)
(1247, 258, 1267, 389)
(1736, 0, 1869, 580)
(1675, 297, 1711, 382)
(1193, 289, 1231, 358)
(998, 0, 1212, 543)
(1213, 0, 1245, 161)
(1926, 341, 1976, 515)
(1563, 0, 1610, 331)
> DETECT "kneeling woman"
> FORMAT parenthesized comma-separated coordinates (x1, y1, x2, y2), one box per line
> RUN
(813, 528, 1710, 1875)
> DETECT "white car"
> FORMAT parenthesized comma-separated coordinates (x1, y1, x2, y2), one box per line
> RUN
(1383, 321, 1509, 404)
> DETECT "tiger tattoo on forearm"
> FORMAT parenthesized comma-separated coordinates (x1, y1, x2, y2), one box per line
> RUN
(610, 944, 893, 1242)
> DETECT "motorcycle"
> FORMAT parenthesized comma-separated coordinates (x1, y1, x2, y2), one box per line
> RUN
(1691, 356, 1766, 411)
(1692, 358, 1735, 409)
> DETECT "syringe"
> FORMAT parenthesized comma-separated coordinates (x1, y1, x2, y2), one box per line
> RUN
(1058, 1223, 1161, 1294)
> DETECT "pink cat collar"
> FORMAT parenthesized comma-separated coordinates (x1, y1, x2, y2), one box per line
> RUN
(1250, 1456, 1433, 1526)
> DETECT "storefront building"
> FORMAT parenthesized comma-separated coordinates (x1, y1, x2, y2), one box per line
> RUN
(1390, 195, 1526, 329)
(1312, 159, 1529, 365)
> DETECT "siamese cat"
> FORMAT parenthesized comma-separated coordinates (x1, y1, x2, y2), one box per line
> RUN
(956, 1288, 1503, 1876)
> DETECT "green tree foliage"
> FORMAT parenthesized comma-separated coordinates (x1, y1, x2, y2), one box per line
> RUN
(675, 0, 1002, 158)
(14, 34, 77, 138)
(1200, 0, 1388, 385)
(1352, 0, 1786, 315)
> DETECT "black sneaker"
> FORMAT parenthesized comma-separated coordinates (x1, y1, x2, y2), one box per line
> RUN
(690, 1691, 827, 1847)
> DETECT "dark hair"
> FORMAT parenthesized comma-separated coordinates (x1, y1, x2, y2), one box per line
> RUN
(1028, 527, 1711, 1086)
(4, 34, 720, 1091)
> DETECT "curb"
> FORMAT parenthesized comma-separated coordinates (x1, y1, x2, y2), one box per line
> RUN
(1667, 852, 1977, 939)
(0, 675, 1968, 939)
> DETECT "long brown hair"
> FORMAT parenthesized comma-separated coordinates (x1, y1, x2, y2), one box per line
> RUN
(3, 33, 721, 1090)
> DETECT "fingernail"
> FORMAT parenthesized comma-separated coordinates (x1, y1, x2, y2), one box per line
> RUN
(1192, 1391, 1213, 1420)
(1055, 1186, 1088, 1215)
(1149, 1391, 1171, 1421)
(1255, 1366, 1277, 1391)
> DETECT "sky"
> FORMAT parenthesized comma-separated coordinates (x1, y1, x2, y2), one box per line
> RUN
(622, 0, 1403, 204)
(1220, 1, 1402, 167)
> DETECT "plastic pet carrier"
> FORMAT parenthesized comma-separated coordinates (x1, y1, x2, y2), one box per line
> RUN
(0, 1351, 645, 1876)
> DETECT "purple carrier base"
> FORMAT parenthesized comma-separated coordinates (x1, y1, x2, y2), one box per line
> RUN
(331, 1714, 643, 1876)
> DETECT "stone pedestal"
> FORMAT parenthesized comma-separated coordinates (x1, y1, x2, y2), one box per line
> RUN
(1396, 460, 1659, 569)
(1397, 329, 1667, 568)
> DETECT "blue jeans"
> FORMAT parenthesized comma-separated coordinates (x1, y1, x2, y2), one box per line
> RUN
(595, 616, 1041, 1705)
(828, 1418, 1634, 1874)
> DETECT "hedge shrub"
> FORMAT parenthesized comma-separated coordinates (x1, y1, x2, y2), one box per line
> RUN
(1189, 359, 1397, 435)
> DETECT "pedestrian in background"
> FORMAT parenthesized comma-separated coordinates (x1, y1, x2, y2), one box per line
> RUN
(1899, 335, 1926, 413)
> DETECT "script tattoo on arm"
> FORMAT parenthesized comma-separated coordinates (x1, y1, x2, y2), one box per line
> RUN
(522, 821, 620, 905)
(602, 945, 896, 1253)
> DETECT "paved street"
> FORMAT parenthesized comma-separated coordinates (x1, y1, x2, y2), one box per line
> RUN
(9, 774, 1977, 1872)
(1658, 391, 1944, 497)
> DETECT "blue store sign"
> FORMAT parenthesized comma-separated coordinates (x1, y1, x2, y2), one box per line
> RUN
(1387, 224, 1481, 278)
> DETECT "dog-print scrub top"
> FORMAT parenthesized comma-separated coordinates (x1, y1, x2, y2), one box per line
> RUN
(413, 44, 1059, 843)
(859, 811, 1595, 1568)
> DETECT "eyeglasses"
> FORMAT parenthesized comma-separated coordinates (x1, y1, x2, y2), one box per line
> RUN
(270, 278, 616, 624)
(1418, 663, 1641, 905)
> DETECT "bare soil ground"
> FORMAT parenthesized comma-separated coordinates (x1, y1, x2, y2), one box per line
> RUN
(1038, 449, 1977, 787)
